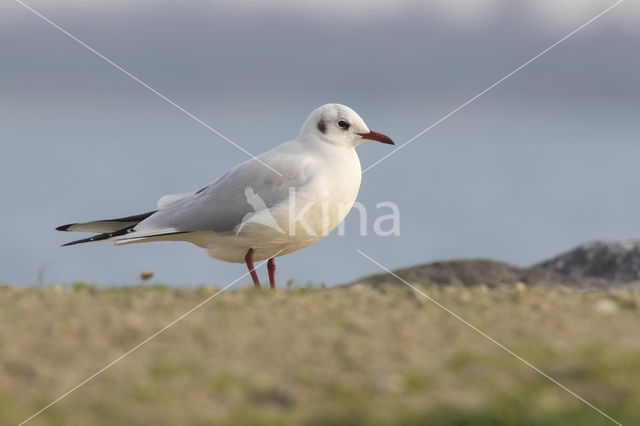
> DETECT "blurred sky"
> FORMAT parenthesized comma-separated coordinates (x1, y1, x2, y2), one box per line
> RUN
(1, 0, 639, 286)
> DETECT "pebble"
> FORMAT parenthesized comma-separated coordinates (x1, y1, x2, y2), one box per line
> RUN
(593, 299, 618, 315)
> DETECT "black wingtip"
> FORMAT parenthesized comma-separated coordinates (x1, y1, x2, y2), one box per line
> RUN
(56, 224, 74, 231)
(61, 237, 92, 246)
(61, 234, 106, 246)
(60, 224, 138, 247)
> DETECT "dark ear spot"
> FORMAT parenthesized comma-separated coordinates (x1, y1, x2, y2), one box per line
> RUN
(317, 119, 326, 134)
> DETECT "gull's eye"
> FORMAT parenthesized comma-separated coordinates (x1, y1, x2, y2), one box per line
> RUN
(337, 120, 350, 130)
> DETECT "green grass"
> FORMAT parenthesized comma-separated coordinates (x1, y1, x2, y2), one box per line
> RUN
(0, 283, 638, 425)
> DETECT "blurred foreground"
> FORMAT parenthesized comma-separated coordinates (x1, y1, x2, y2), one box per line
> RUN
(1, 283, 639, 425)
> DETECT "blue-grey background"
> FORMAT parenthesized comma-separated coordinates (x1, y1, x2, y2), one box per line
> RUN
(1, 0, 638, 286)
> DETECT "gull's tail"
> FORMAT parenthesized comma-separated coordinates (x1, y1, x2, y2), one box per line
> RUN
(56, 210, 160, 246)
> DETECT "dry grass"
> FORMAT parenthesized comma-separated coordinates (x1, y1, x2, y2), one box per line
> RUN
(1, 282, 639, 425)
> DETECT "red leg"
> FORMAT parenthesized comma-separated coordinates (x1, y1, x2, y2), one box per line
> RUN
(267, 258, 276, 290)
(245, 248, 261, 288)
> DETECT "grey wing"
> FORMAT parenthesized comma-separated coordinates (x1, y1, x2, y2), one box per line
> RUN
(136, 147, 313, 234)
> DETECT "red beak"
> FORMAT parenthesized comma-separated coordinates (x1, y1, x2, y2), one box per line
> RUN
(357, 130, 395, 145)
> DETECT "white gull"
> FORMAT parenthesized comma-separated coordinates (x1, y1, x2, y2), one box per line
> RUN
(57, 103, 394, 289)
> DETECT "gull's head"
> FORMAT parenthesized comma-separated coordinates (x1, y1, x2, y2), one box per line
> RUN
(298, 103, 394, 148)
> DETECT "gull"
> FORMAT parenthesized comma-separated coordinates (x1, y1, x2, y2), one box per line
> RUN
(57, 104, 394, 289)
